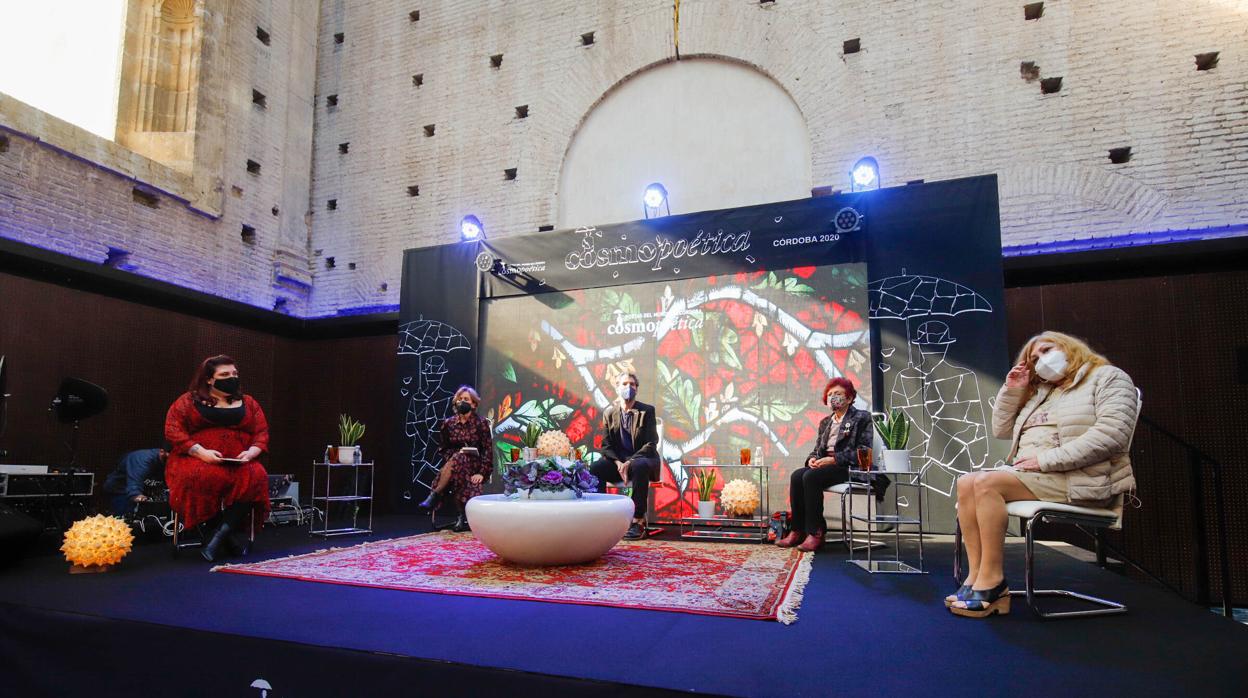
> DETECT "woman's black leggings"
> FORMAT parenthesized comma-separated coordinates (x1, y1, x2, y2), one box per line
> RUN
(789, 464, 849, 534)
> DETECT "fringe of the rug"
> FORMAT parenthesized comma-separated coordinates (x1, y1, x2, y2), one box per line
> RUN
(776, 551, 814, 625)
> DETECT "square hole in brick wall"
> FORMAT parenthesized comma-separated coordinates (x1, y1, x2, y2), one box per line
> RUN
(252, 89, 267, 109)
(580, 32, 595, 46)
(246, 159, 261, 174)
(327, 199, 337, 210)
(1040, 76, 1062, 94)
(407, 185, 420, 197)
(103, 247, 132, 269)
(132, 188, 159, 208)
(0, 134, 9, 153)
(1108, 147, 1132, 164)
(490, 54, 503, 69)
(409, 10, 420, 22)
(424, 124, 436, 137)
(1024, 2, 1044, 20)
(241, 224, 257, 243)
(1196, 52, 1219, 71)
(256, 27, 270, 45)
(334, 32, 345, 44)
(273, 298, 289, 313)
(338, 142, 349, 154)
(325, 256, 336, 269)
(327, 94, 338, 107)
(271, 206, 280, 216)
(412, 73, 424, 87)
(843, 38, 861, 55)
(1020, 61, 1040, 81)
(380, 282, 389, 292)
(538, 225, 554, 232)
(348, 262, 357, 270)
(759, 0, 775, 4)
(504, 168, 517, 180)
(515, 105, 529, 119)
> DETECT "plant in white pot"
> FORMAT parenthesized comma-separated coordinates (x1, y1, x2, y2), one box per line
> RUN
(337, 414, 366, 464)
(694, 468, 717, 518)
(519, 422, 542, 462)
(872, 409, 911, 473)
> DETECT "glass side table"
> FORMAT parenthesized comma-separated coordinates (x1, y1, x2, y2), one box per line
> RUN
(309, 460, 374, 537)
(679, 462, 769, 543)
(846, 468, 926, 574)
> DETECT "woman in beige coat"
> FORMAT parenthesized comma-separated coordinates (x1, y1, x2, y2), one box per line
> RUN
(948, 331, 1138, 618)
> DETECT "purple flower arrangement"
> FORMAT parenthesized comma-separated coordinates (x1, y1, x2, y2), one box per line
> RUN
(502, 456, 599, 498)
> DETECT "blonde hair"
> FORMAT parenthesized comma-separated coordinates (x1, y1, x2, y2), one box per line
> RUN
(1015, 331, 1110, 400)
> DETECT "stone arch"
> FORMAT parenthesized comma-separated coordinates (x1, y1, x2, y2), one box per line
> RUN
(555, 55, 813, 228)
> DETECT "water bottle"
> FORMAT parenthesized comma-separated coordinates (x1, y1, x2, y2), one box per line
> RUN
(323, 445, 331, 464)
(353, 446, 362, 464)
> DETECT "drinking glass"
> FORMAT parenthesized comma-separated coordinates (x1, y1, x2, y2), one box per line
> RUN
(856, 446, 873, 471)
(740, 447, 752, 465)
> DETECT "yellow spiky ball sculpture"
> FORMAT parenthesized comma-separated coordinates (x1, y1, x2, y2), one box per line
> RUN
(719, 479, 761, 517)
(61, 514, 134, 569)
(536, 429, 573, 459)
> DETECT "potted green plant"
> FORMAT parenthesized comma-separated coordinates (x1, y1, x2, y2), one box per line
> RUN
(872, 409, 911, 473)
(520, 422, 542, 462)
(694, 468, 717, 518)
(337, 413, 366, 464)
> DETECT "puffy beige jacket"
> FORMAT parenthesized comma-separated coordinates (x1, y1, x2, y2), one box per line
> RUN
(992, 364, 1138, 504)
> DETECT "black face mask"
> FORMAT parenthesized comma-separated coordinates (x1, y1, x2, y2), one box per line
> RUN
(454, 400, 473, 415)
(213, 377, 241, 395)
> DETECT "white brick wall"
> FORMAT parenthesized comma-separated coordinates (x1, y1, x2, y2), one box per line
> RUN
(4, 1, 1246, 316)
(308, 0, 1248, 315)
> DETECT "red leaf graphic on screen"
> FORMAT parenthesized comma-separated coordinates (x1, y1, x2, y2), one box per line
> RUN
(792, 266, 816, 279)
(675, 352, 704, 380)
(593, 434, 604, 449)
(565, 413, 591, 443)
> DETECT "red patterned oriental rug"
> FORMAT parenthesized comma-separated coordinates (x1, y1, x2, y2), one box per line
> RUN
(214, 532, 812, 623)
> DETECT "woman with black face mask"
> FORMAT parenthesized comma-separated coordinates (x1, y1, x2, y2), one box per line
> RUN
(419, 385, 493, 532)
(164, 354, 271, 561)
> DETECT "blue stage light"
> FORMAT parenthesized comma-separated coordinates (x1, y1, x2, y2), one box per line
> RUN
(643, 183, 670, 219)
(850, 157, 880, 191)
(460, 215, 484, 241)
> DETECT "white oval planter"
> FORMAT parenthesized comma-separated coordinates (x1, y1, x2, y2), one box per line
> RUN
(517, 488, 577, 500)
(467, 493, 634, 566)
(883, 449, 911, 473)
(697, 500, 716, 519)
(337, 446, 358, 465)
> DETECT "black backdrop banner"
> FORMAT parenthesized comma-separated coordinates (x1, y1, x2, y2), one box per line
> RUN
(396, 176, 1008, 531)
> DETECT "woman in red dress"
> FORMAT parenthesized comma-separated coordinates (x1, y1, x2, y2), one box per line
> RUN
(164, 355, 271, 561)
(419, 385, 493, 532)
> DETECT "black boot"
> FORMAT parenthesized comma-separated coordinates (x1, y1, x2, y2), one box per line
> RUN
(201, 522, 233, 562)
(218, 503, 253, 558)
(419, 489, 443, 511)
(451, 514, 471, 533)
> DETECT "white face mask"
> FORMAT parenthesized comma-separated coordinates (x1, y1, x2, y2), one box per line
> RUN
(1034, 350, 1068, 382)
(828, 394, 847, 409)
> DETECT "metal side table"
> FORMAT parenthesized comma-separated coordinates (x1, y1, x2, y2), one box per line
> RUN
(679, 461, 769, 543)
(846, 468, 926, 574)
(309, 460, 374, 537)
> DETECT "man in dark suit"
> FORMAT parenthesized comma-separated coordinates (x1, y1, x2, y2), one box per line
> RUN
(590, 371, 660, 540)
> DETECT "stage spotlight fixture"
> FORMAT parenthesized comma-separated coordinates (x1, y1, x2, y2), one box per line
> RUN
(460, 215, 484, 241)
(850, 156, 880, 192)
(642, 182, 670, 219)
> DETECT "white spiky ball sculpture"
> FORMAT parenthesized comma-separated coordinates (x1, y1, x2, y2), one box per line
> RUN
(536, 429, 573, 459)
(61, 514, 134, 569)
(719, 479, 761, 517)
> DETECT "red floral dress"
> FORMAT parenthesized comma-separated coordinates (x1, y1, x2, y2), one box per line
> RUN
(437, 414, 493, 507)
(164, 393, 271, 528)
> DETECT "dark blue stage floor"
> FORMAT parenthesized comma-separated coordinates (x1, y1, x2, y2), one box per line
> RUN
(2, 516, 1246, 697)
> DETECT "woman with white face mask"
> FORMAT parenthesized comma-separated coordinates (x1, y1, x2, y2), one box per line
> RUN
(947, 331, 1139, 618)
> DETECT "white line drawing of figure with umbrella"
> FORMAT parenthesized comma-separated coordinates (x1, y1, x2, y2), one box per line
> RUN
(397, 319, 471, 499)
(870, 273, 992, 496)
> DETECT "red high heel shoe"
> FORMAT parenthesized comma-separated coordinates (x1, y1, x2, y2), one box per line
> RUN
(776, 530, 804, 548)
(796, 532, 824, 552)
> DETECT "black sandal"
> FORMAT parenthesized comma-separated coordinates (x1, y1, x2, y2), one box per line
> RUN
(944, 584, 972, 608)
(950, 580, 1010, 618)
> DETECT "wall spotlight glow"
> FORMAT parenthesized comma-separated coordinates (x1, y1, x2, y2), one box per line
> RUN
(460, 215, 484, 241)
(850, 157, 880, 192)
(642, 182, 670, 219)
